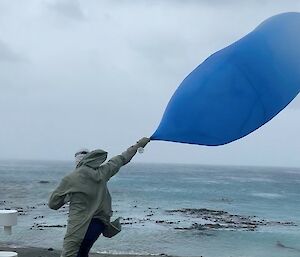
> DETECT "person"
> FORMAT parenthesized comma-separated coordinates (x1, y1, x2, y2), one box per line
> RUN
(48, 137, 150, 257)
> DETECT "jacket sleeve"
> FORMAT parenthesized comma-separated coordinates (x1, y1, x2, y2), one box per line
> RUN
(96, 144, 139, 181)
(48, 178, 69, 210)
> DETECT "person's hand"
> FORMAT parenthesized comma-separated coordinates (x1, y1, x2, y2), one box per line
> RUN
(136, 137, 150, 148)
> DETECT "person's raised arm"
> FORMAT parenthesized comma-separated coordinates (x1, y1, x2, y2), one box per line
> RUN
(96, 137, 150, 181)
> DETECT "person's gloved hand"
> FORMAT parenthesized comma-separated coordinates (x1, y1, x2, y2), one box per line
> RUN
(136, 137, 150, 148)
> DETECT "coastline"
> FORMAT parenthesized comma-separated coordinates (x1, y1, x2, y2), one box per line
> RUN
(1, 162, 300, 257)
(0, 245, 176, 257)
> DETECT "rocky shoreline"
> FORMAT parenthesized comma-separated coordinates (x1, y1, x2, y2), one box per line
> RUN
(0, 199, 297, 233)
(166, 208, 296, 231)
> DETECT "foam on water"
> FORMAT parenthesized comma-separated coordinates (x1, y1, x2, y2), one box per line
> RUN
(251, 192, 284, 199)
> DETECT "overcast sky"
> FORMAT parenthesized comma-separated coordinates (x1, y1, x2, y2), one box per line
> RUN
(0, 0, 300, 167)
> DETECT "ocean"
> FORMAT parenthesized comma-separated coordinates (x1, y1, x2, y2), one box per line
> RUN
(0, 160, 299, 257)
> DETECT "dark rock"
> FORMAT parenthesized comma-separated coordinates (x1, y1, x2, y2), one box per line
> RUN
(34, 216, 45, 219)
(174, 227, 189, 230)
(123, 217, 133, 221)
(39, 180, 50, 184)
(166, 207, 296, 232)
(31, 224, 67, 229)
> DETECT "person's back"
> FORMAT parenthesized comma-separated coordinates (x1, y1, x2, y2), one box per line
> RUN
(48, 137, 150, 257)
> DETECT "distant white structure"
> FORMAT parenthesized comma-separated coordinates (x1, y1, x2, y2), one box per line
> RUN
(0, 210, 17, 235)
(0, 210, 18, 257)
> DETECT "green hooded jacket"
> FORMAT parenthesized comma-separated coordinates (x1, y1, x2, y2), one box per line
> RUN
(48, 144, 140, 257)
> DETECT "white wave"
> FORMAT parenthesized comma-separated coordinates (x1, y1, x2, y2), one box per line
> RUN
(251, 192, 284, 199)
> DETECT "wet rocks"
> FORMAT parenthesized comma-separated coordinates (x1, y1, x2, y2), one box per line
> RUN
(166, 208, 297, 231)
(121, 217, 139, 225)
(30, 223, 67, 230)
(2, 196, 297, 236)
(39, 180, 50, 184)
(155, 220, 178, 225)
(121, 221, 138, 225)
(7, 207, 27, 216)
(33, 215, 45, 219)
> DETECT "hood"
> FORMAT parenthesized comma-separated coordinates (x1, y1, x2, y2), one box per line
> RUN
(77, 149, 108, 169)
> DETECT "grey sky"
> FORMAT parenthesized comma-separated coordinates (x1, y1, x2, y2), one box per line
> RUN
(0, 0, 299, 167)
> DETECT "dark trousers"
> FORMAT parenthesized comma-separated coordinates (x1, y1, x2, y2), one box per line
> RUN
(77, 218, 106, 257)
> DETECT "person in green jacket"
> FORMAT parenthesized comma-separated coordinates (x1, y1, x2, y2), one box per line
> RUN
(48, 137, 150, 257)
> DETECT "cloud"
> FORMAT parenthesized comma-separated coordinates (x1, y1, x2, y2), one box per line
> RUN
(106, 0, 282, 8)
(0, 0, 299, 166)
(288, 96, 300, 109)
(0, 40, 21, 62)
(46, 0, 85, 21)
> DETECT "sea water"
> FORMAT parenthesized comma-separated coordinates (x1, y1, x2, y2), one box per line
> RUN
(0, 160, 299, 257)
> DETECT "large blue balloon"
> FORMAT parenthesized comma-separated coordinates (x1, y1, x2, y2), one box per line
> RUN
(151, 12, 300, 146)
